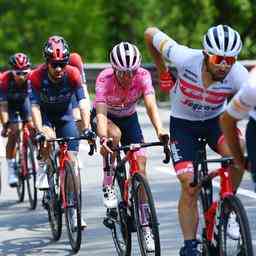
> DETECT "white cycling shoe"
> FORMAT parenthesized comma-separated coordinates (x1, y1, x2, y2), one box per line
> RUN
(143, 227, 155, 252)
(102, 185, 117, 209)
(36, 170, 49, 190)
(70, 209, 87, 231)
(227, 212, 240, 240)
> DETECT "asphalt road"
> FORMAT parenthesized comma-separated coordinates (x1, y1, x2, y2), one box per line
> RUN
(0, 106, 256, 256)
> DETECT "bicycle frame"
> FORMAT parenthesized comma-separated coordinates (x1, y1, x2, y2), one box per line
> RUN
(201, 161, 234, 243)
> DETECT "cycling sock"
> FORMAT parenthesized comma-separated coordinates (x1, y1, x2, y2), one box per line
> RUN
(7, 158, 15, 172)
(140, 203, 149, 225)
(102, 157, 113, 187)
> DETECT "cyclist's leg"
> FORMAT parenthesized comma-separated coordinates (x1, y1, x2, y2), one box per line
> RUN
(208, 116, 244, 190)
(92, 109, 121, 208)
(36, 115, 55, 190)
(6, 119, 19, 186)
(170, 117, 201, 255)
(245, 117, 256, 190)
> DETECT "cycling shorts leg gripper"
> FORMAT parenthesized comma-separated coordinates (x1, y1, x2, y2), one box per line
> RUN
(174, 161, 194, 176)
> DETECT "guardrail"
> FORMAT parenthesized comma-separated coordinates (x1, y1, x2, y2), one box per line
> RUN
(84, 61, 256, 88)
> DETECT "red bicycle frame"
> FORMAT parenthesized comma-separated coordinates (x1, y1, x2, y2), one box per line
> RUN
(202, 164, 234, 242)
(57, 142, 71, 209)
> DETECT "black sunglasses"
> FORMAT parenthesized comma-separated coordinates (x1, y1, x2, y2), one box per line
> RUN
(50, 62, 67, 69)
(14, 70, 30, 76)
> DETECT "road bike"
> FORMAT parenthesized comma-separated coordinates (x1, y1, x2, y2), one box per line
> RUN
(191, 138, 253, 256)
(103, 136, 170, 256)
(14, 112, 38, 209)
(37, 134, 96, 253)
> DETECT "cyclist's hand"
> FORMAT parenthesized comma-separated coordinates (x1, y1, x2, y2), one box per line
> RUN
(159, 71, 175, 93)
(157, 128, 169, 144)
(100, 136, 113, 156)
(83, 128, 96, 141)
(1, 122, 9, 137)
(34, 131, 46, 145)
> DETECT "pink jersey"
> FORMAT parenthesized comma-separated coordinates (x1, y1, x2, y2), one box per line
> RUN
(94, 67, 154, 117)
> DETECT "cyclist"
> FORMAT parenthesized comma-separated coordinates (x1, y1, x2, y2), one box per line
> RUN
(0, 53, 32, 187)
(220, 67, 256, 189)
(28, 35, 93, 228)
(93, 41, 168, 251)
(145, 25, 248, 255)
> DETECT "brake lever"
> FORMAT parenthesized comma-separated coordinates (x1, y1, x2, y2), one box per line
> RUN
(163, 144, 171, 164)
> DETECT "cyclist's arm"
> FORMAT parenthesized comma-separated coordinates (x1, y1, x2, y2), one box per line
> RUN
(0, 102, 8, 124)
(31, 104, 43, 132)
(220, 112, 245, 169)
(143, 93, 165, 137)
(96, 102, 108, 138)
(144, 27, 168, 74)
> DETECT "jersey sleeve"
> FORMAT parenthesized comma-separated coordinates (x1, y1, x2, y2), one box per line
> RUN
(95, 71, 107, 104)
(139, 69, 155, 96)
(68, 66, 86, 102)
(152, 30, 196, 69)
(27, 69, 41, 105)
(226, 78, 256, 119)
(0, 75, 8, 102)
(229, 63, 249, 93)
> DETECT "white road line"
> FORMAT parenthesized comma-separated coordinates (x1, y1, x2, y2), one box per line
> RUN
(156, 166, 256, 200)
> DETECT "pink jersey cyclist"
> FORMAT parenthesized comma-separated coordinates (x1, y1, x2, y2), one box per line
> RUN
(94, 67, 154, 117)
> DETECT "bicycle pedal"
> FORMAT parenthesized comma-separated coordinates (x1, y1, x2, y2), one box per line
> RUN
(103, 217, 115, 230)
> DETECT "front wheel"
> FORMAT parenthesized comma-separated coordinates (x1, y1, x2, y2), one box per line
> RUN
(64, 161, 82, 253)
(218, 195, 253, 256)
(25, 140, 37, 210)
(16, 145, 25, 202)
(46, 165, 62, 241)
(132, 173, 161, 256)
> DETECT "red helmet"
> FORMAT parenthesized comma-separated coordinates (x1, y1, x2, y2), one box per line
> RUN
(43, 35, 70, 62)
(9, 53, 31, 70)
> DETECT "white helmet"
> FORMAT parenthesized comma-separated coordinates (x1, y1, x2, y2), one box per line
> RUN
(203, 25, 242, 57)
(110, 42, 141, 71)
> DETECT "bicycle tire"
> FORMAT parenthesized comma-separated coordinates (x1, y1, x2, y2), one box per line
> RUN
(46, 163, 62, 241)
(111, 168, 132, 256)
(132, 173, 161, 256)
(218, 195, 253, 256)
(26, 140, 37, 210)
(64, 160, 82, 253)
(16, 145, 25, 202)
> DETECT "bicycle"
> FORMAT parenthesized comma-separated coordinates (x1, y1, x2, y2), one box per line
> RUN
(190, 138, 253, 256)
(14, 112, 38, 210)
(103, 136, 170, 256)
(37, 134, 96, 253)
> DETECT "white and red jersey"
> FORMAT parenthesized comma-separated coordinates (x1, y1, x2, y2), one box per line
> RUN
(94, 67, 154, 117)
(226, 67, 256, 120)
(153, 31, 249, 121)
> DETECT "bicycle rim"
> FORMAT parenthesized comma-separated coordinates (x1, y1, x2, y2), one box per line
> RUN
(16, 147, 25, 202)
(218, 196, 253, 256)
(111, 178, 132, 256)
(64, 161, 82, 253)
(26, 141, 37, 209)
(47, 166, 62, 241)
(132, 173, 161, 256)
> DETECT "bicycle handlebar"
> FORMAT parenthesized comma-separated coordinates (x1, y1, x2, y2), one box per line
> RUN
(110, 141, 171, 164)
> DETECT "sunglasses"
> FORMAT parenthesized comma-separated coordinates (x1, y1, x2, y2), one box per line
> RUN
(115, 69, 137, 79)
(50, 62, 67, 69)
(13, 70, 30, 76)
(207, 54, 236, 66)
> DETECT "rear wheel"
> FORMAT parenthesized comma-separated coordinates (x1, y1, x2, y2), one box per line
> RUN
(132, 173, 160, 256)
(64, 161, 82, 253)
(218, 195, 253, 256)
(46, 164, 62, 241)
(26, 140, 37, 210)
